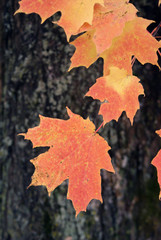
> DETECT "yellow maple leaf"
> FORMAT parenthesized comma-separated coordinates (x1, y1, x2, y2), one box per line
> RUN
(15, 0, 104, 40)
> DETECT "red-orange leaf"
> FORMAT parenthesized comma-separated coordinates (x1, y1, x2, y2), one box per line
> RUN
(19, 108, 114, 215)
(86, 67, 143, 123)
(152, 130, 161, 199)
(78, 1, 137, 54)
(102, 18, 160, 75)
(15, 0, 104, 40)
(71, 18, 160, 73)
(70, 30, 98, 70)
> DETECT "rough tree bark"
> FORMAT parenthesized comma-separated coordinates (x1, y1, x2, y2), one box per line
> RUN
(1, 0, 161, 240)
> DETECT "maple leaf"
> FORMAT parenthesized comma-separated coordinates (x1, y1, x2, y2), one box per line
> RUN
(77, 1, 137, 54)
(19, 108, 114, 215)
(86, 67, 143, 124)
(70, 18, 160, 74)
(15, 0, 104, 40)
(101, 18, 160, 75)
(152, 130, 161, 199)
(69, 30, 98, 70)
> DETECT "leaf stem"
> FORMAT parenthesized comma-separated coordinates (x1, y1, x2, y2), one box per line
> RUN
(151, 22, 161, 37)
(95, 122, 104, 133)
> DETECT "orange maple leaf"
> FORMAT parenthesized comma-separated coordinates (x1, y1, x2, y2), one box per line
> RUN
(102, 18, 160, 75)
(69, 30, 98, 70)
(86, 67, 143, 124)
(70, 17, 159, 125)
(152, 130, 161, 199)
(77, 1, 137, 54)
(15, 0, 104, 40)
(19, 108, 114, 215)
(70, 17, 160, 74)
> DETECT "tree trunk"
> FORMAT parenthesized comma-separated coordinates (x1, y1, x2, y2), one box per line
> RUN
(1, 0, 161, 240)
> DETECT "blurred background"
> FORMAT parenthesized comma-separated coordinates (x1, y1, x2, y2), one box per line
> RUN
(1, 0, 161, 239)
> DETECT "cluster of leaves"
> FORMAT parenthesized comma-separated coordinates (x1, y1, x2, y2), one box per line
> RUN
(16, 0, 161, 215)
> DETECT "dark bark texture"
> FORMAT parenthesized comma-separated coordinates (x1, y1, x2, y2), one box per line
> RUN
(1, 0, 161, 239)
